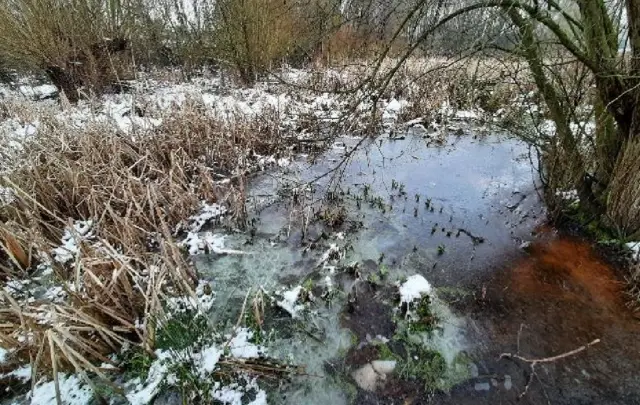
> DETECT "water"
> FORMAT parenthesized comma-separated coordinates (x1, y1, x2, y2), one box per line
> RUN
(197, 124, 640, 404)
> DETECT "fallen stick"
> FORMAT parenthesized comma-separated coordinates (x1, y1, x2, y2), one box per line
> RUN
(499, 338, 601, 399)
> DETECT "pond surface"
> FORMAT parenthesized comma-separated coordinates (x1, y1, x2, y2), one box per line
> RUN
(198, 123, 640, 404)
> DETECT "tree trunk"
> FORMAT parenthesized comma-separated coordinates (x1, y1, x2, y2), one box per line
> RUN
(44, 66, 81, 103)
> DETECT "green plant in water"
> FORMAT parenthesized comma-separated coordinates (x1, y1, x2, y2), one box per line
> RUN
(408, 295, 439, 334)
(367, 272, 381, 285)
(379, 264, 389, 278)
(119, 346, 154, 381)
(155, 311, 211, 351)
(398, 345, 447, 390)
(437, 244, 445, 255)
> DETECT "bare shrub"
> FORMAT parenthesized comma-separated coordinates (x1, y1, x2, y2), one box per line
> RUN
(213, 0, 304, 84)
(0, 0, 138, 101)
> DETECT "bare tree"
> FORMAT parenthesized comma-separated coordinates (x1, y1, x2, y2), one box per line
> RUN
(369, 0, 640, 237)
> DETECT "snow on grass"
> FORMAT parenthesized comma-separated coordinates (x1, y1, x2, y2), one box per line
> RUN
(180, 231, 249, 256)
(555, 189, 580, 203)
(188, 201, 227, 232)
(127, 350, 173, 405)
(166, 279, 216, 314)
(453, 110, 480, 120)
(198, 345, 223, 375)
(181, 231, 227, 255)
(28, 374, 92, 405)
(382, 98, 409, 123)
(398, 275, 433, 305)
(0, 186, 14, 205)
(0, 364, 31, 383)
(127, 328, 266, 405)
(317, 243, 341, 266)
(277, 286, 306, 318)
(52, 220, 94, 264)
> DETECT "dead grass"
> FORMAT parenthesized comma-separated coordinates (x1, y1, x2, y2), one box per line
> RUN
(0, 100, 291, 397)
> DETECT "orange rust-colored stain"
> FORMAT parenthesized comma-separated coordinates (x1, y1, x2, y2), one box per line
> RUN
(511, 238, 626, 315)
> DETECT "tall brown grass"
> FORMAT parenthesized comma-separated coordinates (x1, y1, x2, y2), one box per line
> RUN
(0, 101, 289, 400)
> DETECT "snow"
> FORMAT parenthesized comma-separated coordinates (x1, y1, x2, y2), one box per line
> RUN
(454, 110, 479, 120)
(0, 348, 6, 364)
(211, 378, 267, 405)
(382, 98, 408, 122)
(277, 286, 305, 318)
(182, 231, 226, 255)
(126, 350, 172, 405)
(0, 186, 14, 205)
(229, 328, 263, 359)
(318, 243, 340, 266)
(212, 384, 245, 405)
(28, 374, 92, 405)
(188, 202, 227, 232)
(198, 345, 223, 375)
(52, 220, 94, 264)
(398, 275, 433, 304)
(1, 364, 31, 382)
(166, 279, 216, 313)
(627, 242, 640, 261)
(555, 189, 579, 202)
(180, 231, 247, 256)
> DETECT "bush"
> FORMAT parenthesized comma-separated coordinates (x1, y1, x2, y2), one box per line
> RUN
(0, 0, 140, 101)
(213, 0, 305, 84)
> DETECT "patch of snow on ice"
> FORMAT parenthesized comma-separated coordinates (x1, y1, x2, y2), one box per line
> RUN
(277, 286, 305, 318)
(399, 275, 432, 305)
(29, 374, 92, 405)
(229, 328, 263, 359)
